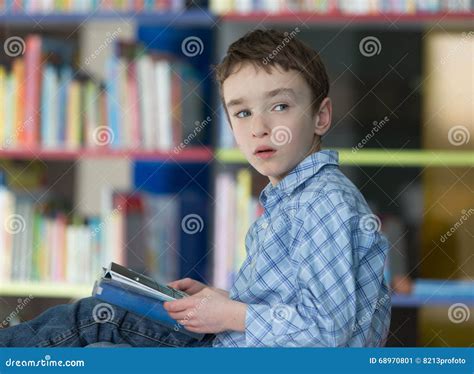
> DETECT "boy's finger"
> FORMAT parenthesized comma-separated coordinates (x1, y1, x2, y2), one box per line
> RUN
(168, 311, 192, 321)
(163, 297, 194, 312)
(167, 278, 191, 290)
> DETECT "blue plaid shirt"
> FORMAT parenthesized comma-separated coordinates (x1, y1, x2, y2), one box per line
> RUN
(213, 150, 391, 347)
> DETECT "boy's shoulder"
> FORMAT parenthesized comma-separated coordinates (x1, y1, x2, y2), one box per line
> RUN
(294, 164, 367, 213)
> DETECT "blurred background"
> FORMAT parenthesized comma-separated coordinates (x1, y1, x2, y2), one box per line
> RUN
(0, 0, 472, 347)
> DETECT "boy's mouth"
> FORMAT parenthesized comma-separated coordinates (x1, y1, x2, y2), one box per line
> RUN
(254, 146, 277, 159)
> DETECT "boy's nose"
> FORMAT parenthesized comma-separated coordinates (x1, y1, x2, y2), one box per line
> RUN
(251, 114, 270, 138)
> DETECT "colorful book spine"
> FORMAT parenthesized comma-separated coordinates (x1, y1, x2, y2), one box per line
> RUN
(23, 34, 42, 148)
(0, 65, 6, 147)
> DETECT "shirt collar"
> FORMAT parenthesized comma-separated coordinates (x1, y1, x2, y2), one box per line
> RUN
(259, 149, 339, 206)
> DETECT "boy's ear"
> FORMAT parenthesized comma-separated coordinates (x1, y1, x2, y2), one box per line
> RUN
(313, 97, 332, 137)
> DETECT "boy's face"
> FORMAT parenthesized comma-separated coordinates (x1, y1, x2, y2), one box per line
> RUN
(223, 63, 331, 186)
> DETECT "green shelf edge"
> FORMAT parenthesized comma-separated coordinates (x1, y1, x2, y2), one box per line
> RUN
(0, 282, 92, 298)
(215, 148, 474, 167)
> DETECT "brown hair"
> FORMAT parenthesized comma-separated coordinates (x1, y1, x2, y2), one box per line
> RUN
(214, 29, 330, 116)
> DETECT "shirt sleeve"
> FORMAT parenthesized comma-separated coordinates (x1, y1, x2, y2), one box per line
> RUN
(244, 190, 363, 347)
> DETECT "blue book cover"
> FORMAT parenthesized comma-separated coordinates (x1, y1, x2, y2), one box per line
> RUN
(92, 279, 205, 341)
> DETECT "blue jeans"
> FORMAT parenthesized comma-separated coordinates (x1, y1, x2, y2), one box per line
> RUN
(0, 297, 215, 347)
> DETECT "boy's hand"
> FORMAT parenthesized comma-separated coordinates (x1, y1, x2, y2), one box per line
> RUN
(163, 287, 246, 334)
(167, 278, 207, 296)
(168, 278, 229, 297)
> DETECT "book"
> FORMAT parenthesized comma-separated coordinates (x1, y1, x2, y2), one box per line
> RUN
(92, 262, 205, 340)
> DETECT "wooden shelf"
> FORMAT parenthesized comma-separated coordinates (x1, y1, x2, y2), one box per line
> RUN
(216, 148, 474, 167)
(0, 147, 214, 162)
(0, 282, 91, 298)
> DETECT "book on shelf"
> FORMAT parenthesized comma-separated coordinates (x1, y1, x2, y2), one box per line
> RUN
(0, 0, 189, 14)
(210, 0, 473, 14)
(92, 262, 205, 340)
(0, 34, 205, 153)
(0, 175, 182, 286)
(213, 170, 263, 290)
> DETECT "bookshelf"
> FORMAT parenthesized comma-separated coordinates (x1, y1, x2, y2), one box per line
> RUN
(0, 147, 214, 162)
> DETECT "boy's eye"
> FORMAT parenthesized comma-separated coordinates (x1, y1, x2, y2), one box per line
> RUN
(273, 103, 289, 112)
(235, 110, 251, 118)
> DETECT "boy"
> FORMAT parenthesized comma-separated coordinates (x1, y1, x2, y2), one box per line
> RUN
(0, 29, 391, 347)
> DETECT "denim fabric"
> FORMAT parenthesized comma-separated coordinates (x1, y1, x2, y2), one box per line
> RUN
(0, 297, 215, 348)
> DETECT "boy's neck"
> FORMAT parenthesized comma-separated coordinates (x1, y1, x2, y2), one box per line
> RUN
(269, 139, 322, 187)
